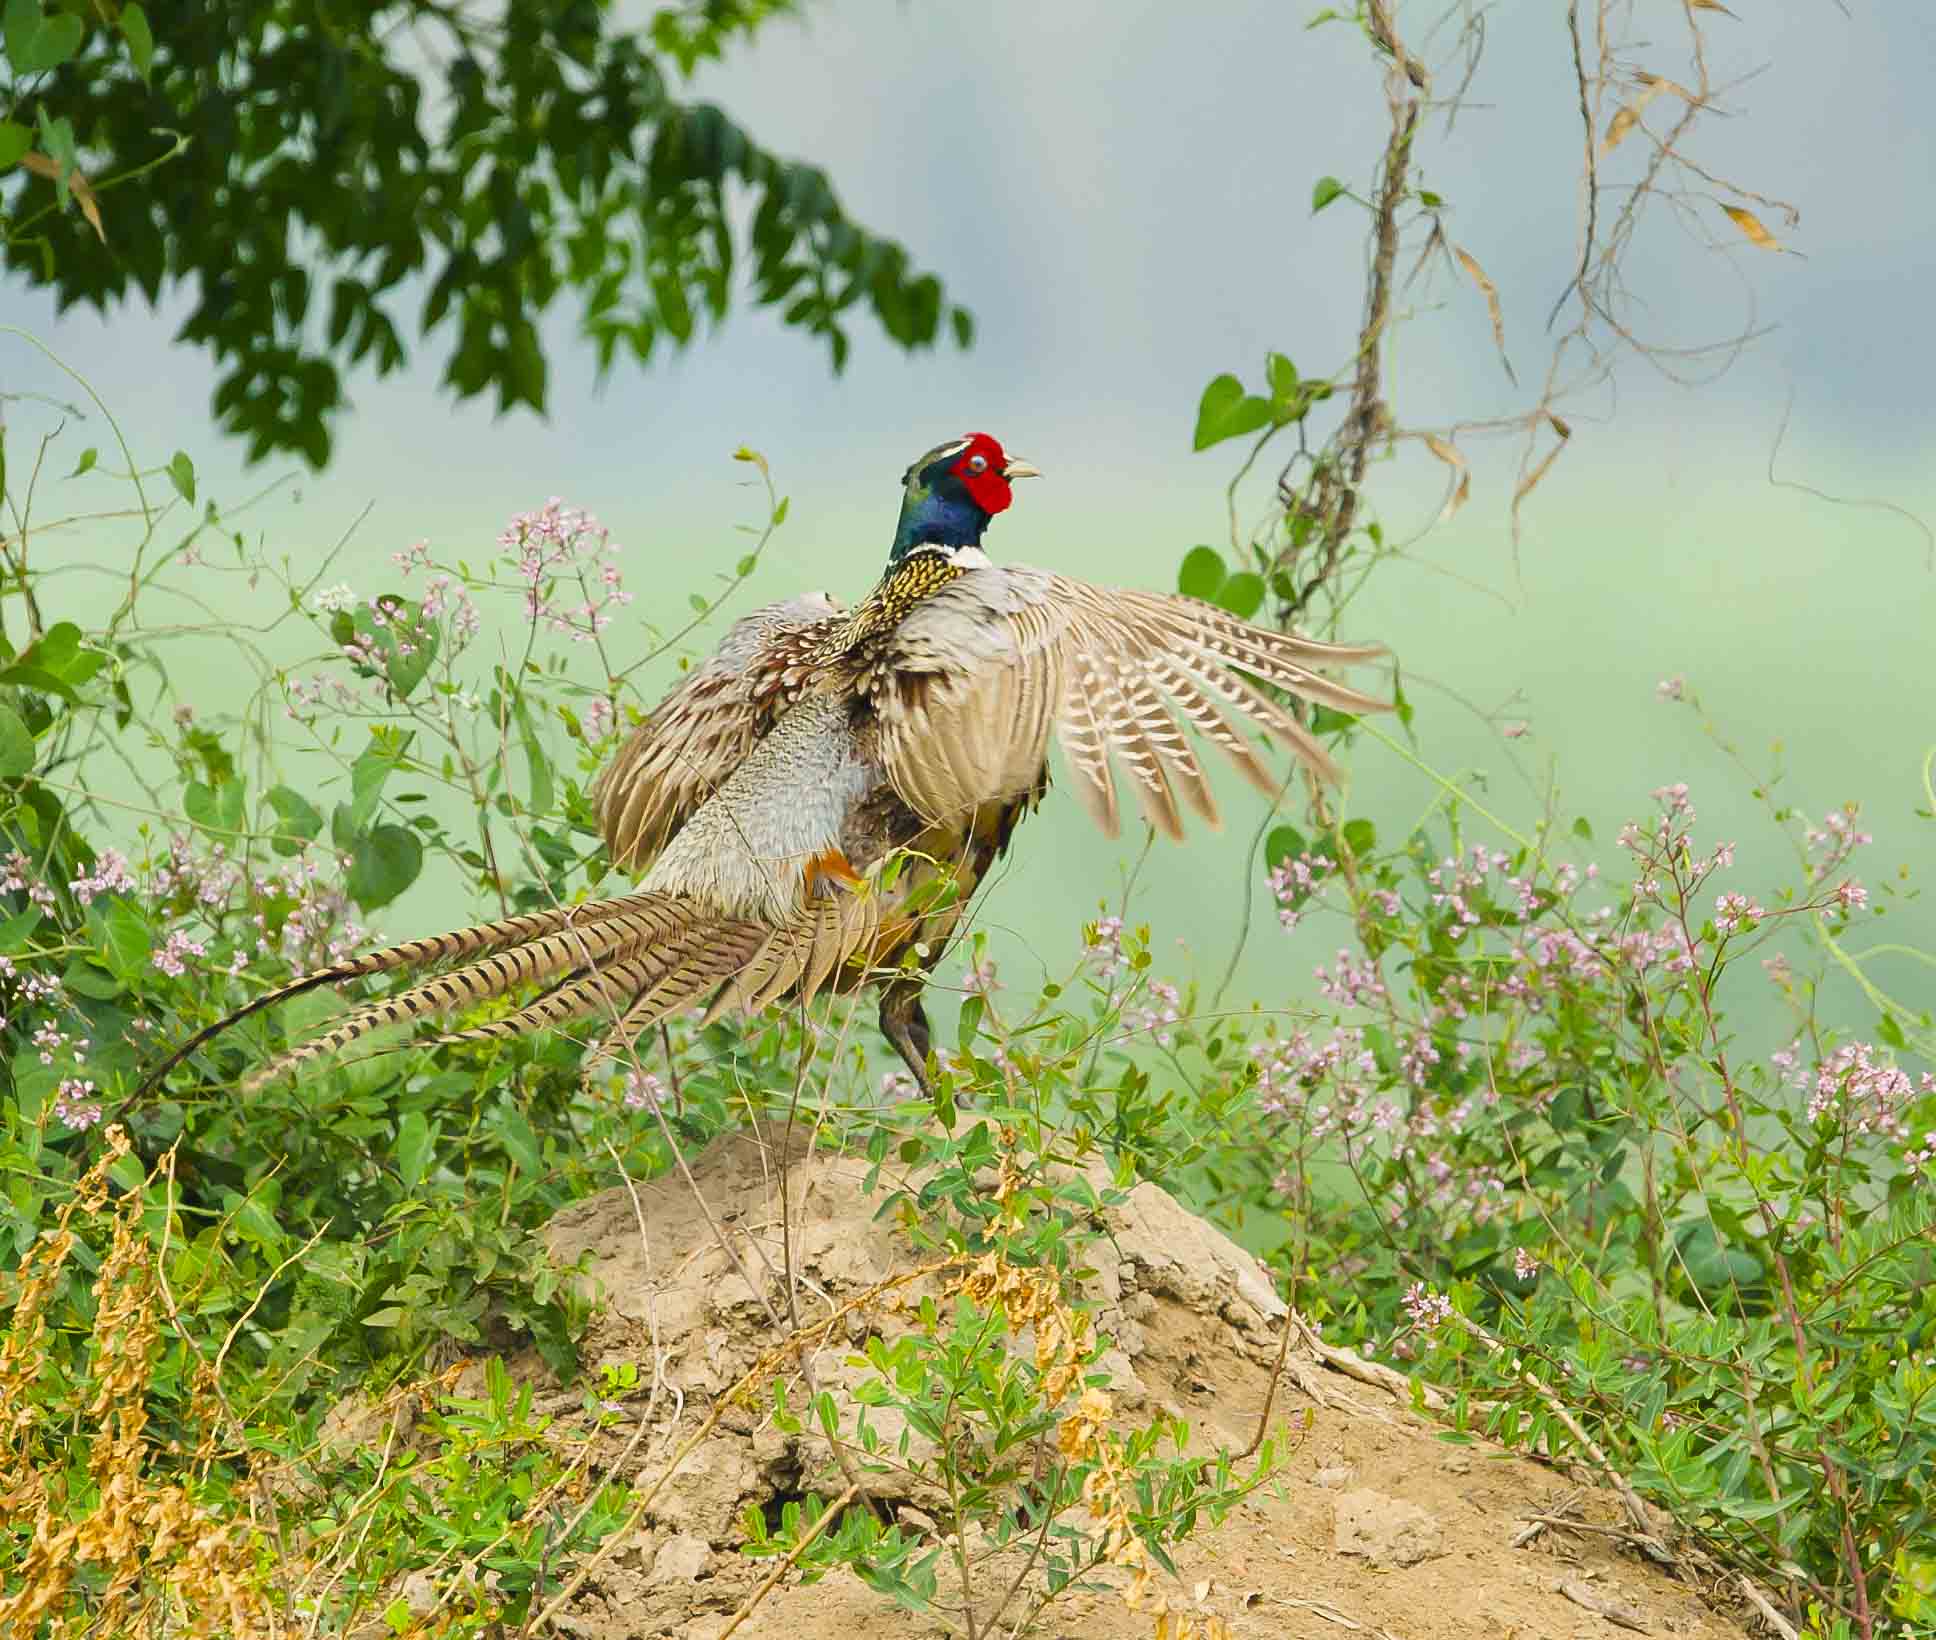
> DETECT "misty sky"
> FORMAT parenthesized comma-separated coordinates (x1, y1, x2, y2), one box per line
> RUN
(4, 0, 1931, 1021)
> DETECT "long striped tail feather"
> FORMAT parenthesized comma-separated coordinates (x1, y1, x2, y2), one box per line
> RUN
(141, 890, 707, 1097)
(145, 885, 887, 1098)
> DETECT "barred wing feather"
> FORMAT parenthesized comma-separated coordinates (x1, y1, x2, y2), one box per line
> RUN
(873, 566, 1386, 841)
(594, 592, 844, 872)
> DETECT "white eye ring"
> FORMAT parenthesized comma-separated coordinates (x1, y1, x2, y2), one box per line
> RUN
(967, 454, 989, 474)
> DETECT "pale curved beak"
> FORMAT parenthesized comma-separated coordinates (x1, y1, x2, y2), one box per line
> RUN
(1003, 458, 1042, 481)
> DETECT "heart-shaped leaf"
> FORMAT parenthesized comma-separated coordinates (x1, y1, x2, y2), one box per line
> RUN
(348, 824, 424, 911)
(1177, 545, 1227, 602)
(1192, 374, 1273, 452)
(1217, 571, 1266, 619)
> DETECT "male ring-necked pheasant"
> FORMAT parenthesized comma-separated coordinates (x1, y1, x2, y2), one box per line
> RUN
(146, 434, 1388, 1098)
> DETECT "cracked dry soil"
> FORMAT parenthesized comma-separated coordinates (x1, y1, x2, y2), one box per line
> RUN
(435, 1125, 1763, 1640)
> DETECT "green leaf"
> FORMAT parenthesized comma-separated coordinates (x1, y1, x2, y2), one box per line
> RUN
(1176, 545, 1227, 602)
(1391, 672, 1414, 733)
(68, 446, 97, 477)
(64, 958, 124, 1001)
(1876, 1013, 1907, 1051)
(347, 824, 423, 911)
(514, 698, 553, 815)
(1264, 824, 1307, 870)
(10, 623, 105, 689)
(1341, 818, 1377, 856)
(397, 1111, 436, 1191)
(232, 1194, 283, 1250)
(0, 121, 30, 172)
(1311, 175, 1346, 213)
(0, 664, 73, 702)
(490, 1105, 541, 1175)
(101, 901, 152, 984)
(337, 598, 436, 698)
(1192, 374, 1273, 452)
(0, 705, 33, 777)
(264, 785, 324, 856)
(1217, 571, 1266, 619)
(8, 0, 81, 72)
(184, 778, 245, 836)
(347, 738, 405, 829)
(378, 601, 436, 699)
(0, 4, 973, 472)
(1266, 351, 1299, 404)
(167, 450, 197, 505)
(956, 995, 985, 1054)
(0, 907, 42, 956)
(1, 0, 33, 69)
(505, 319, 546, 411)
(119, 2, 153, 79)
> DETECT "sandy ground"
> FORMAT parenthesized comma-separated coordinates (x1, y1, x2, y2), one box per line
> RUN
(421, 1125, 1765, 1640)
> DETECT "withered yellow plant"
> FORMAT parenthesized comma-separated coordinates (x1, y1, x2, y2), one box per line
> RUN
(0, 1126, 268, 1639)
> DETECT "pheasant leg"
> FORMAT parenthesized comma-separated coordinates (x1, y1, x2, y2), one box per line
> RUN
(877, 979, 935, 1098)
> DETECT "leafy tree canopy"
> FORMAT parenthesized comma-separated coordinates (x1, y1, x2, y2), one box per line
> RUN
(1, 0, 974, 466)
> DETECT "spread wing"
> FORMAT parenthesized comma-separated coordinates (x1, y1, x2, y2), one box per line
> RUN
(871, 566, 1387, 840)
(593, 592, 845, 873)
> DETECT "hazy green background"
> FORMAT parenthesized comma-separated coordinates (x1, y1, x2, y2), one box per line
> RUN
(6, 1, 1931, 1046)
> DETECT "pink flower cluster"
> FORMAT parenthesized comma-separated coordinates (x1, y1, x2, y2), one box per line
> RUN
(1713, 892, 1764, 935)
(1244, 777, 1923, 1254)
(70, 849, 137, 907)
(1268, 850, 1331, 932)
(501, 499, 634, 644)
(54, 1077, 101, 1130)
(0, 826, 379, 1124)
(418, 574, 481, 646)
(1127, 978, 1181, 1047)
(1084, 915, 1130, 981)
(1426, 845, 1513, 936)
(1315, 947, 1387, 1008)
(151, 833, 243, 910)
(1250, 1024, 1375, 1136)
(151, 927, 208, 977)
(1402, 1282, 1454, 1331)
(1804, 806, 1873, 878)
(2, 852, 56, 911)
(285, 672, 369, 720)
(1806, 1042, 1928, 1143)
(582, 696, 617, 745)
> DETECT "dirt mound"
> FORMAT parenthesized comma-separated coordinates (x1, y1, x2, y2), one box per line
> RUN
(508, 1125, 1753, 1639)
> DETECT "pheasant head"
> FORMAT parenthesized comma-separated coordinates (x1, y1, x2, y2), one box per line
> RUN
(887, 432, 1039, 568)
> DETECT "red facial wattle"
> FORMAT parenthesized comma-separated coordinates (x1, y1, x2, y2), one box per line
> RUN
(951, 432, 1014, 516)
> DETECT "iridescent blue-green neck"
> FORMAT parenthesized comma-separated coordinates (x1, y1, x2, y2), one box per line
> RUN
(887, 482, 989, 565)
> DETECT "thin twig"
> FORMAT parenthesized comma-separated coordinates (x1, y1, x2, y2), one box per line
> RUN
(1736, 1576, 1801, 1640)
(711, 1484, 860, 1639)
(1549, 0, 1600, 330)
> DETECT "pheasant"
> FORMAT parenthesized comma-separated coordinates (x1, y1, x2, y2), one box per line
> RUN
(144, 433, 1388, 1100)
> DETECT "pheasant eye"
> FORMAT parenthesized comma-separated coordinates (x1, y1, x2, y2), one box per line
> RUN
(966, 454, 988, 474)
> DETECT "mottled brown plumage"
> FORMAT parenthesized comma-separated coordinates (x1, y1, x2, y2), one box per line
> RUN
(143, 433, 1388, 1099)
